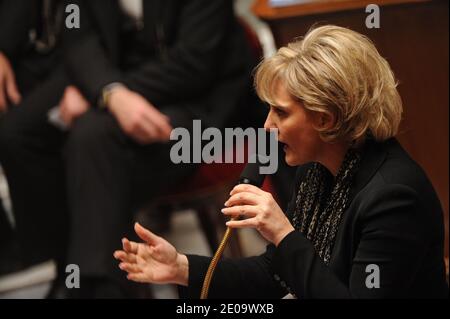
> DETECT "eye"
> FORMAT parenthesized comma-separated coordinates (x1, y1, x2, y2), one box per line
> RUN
(273, 106, 287, 117)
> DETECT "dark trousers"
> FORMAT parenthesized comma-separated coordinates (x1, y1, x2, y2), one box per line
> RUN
(0, 66, 197, 280)
(0, 199, 12, 246)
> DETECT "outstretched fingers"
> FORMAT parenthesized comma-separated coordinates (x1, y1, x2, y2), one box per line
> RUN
(122, 237, 139, 254)
(134, 222, 159, 244)
(119, 262, 141, 274)
(113, 250, 137, 264)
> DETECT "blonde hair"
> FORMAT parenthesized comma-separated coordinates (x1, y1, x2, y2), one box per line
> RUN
(255, 25, 402, 145)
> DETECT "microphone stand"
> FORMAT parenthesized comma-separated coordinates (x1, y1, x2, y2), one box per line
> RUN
(199, 153, 266, 299)
(200, 217, 238, 299)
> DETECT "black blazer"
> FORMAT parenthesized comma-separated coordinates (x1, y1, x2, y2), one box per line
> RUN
(0, 0, 38, 58)
(180, 138, 448, 298)
(62, 0, 253, 129)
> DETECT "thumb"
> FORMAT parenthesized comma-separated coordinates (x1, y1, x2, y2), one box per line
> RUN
(134, 222, 158, 244)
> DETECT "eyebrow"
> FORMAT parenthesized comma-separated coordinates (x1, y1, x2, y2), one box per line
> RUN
(271, 104, 289, 110)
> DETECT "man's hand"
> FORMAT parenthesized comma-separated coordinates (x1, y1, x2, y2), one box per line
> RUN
(107, 86, 172, 144)
(114, 223, 189, 286)
(59, 85, 90, 127)
(0, 52, 21, 112)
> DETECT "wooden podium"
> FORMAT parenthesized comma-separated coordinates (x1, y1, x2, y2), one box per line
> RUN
(253, 0, 449, 267)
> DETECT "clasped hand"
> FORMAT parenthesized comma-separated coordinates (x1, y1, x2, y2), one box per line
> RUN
(58, 85, 172, 144)
(222, 184, 294, 246)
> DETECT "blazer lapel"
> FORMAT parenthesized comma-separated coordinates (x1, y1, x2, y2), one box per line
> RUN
(349, 138, 390, 202)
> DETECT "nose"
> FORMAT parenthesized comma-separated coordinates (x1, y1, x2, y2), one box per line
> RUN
(264, 112, 277, 131)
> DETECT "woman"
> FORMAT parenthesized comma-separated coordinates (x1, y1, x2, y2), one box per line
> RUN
(113, 25, 448, 298)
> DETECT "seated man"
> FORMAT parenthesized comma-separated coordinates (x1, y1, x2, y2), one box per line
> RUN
(0, 0, 254, 298)
(0, 0, 67, 276)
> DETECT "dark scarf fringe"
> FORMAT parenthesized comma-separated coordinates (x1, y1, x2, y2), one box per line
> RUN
(292, 148, 362, 265)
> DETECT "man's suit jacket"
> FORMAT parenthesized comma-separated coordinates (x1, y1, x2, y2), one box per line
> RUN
(62, 0, 254, 129)
(180, 138, 448, 298)
(0, 0, 37, 59)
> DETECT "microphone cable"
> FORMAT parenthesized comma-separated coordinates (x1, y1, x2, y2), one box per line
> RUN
(200, 157, 266, 299)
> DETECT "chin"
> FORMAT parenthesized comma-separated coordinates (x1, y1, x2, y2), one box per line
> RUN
(285, 158, 295, 166)
(284, 154, 300, 166)
(285, 152, 310, 167)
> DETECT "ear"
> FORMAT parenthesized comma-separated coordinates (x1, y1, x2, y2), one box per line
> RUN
(318, 112, 335, 130)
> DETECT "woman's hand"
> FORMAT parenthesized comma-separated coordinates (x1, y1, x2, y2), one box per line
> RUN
(222, 184, 295, 246)
(113, 222, 189, 286)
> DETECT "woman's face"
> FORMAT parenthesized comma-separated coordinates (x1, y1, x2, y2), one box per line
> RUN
(264, 82, 325, 166)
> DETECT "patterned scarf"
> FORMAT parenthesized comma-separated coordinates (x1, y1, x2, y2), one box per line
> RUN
(291, 148, 362, 265)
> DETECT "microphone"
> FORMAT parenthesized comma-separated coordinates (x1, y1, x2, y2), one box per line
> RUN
(238, 155, 266, 187)
(200, 156, 267, 299)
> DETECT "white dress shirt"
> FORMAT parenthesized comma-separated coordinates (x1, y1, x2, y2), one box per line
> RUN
(118, 0, 143, 22)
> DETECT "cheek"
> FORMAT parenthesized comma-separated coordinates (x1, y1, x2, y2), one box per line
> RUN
(285, 120, 314, 144)
(289, 126, 322, 160)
